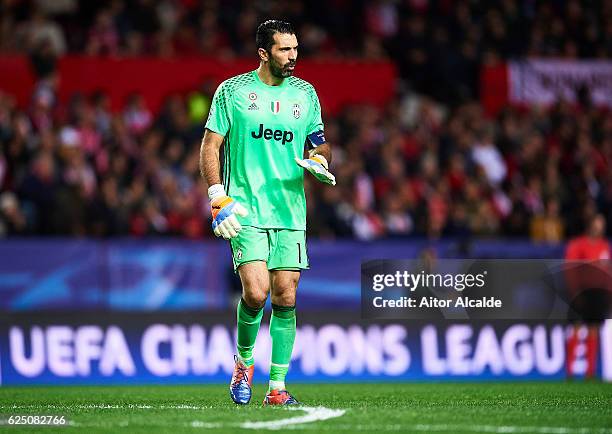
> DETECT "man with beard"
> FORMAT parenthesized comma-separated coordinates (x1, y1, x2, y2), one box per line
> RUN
(200, 20, 335, 405)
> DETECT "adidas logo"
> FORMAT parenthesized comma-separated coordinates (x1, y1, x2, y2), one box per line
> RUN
(248, 102, 259, 110)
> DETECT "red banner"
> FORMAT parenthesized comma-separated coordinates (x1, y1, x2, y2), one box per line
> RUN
(0, 56, 36, 107)
(0, 56, 396, 115)
(480, 64, 510, 117)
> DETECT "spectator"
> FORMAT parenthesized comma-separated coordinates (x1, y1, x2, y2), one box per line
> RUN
(471, 127, 507, 186)
(565, 214, 612, 380)
(123, 94, 152, 136)
(18, 9, 66, 56)
(86, 9, 120, 56)
(530, 198, 564, 243)
(17, 151, 60, 234)
(0, 192, 27, 235)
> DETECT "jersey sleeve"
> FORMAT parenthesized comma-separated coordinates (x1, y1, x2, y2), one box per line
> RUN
(306, 86, 325, 146)
(205, 81, 233, 136)
(307, 87, 323, 134)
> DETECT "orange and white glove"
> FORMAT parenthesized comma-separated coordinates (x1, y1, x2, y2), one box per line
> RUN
(209, 184, 248, 239)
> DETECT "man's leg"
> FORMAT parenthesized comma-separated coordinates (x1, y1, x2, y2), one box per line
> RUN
(229, 261, 269, 404)
(262, 229, 306, 405)
(230, 226, 269, 364)
(236, 261, 270, 365)
(228, 224, 270, 404)
(268, 270, 299, 393)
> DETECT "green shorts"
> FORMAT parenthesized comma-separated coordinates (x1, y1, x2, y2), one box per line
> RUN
(230, 226, 309, 271)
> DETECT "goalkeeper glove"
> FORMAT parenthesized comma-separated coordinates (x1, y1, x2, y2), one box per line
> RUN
(209, 184, 248, 239)
(295, 154, 336, 186)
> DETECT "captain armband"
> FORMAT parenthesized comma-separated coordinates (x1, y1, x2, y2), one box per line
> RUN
(307, 130, 326, 148)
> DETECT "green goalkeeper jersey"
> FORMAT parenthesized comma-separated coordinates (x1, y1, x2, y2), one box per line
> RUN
(205, 70, 324, 230)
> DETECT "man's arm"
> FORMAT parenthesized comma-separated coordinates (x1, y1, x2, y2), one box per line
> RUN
(200, 128, 224, 187)
(295, 85, 335, 185)
(308, 142, 332, 165)
(296, 141, 336, 186)
(200, 128, 248, 239)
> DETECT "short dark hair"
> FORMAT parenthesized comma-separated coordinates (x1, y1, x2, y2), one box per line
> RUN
(256, 20, 295, 53)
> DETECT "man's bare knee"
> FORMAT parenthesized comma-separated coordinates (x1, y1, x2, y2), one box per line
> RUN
(271, 290, 295, 306)
(271, 271, 300, 306)
(238, 262, 270, 308)
(242, 290, 267, 308)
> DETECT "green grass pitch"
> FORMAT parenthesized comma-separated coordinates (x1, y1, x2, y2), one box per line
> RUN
(0, 382, 611, 433)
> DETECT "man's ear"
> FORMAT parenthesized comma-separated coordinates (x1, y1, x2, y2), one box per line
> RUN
(258, 48, 268, 62)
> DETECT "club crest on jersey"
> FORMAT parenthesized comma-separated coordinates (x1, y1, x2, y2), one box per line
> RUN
(248, 92, 257, 101)
(293, 104, 301, 119)
(270, 101, 280, 114)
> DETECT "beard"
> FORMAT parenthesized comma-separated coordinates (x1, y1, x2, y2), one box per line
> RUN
(269, 57, 296, 78)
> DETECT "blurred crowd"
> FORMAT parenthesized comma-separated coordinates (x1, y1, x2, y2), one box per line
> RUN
(2, 0, 611, 99)
(0, 84, 210, 238)
(0, 0, 611, 241)
(310, 96, 612, 241)
(2, 84, 611, 242)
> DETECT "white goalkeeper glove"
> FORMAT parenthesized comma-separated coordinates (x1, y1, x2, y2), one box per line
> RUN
(209, 184, 248, 239)
(295, 154, 336, 186)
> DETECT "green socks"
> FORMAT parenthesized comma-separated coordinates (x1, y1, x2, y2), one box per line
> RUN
(269, 304, 296, 391)
(236, 299, 296, 391)
(236, 298, 264, 367)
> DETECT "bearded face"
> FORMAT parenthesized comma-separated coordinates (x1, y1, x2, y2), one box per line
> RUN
(264, 33, 298, 78)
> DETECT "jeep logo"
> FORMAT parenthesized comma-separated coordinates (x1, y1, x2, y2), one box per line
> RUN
(251, 124, 294, 145)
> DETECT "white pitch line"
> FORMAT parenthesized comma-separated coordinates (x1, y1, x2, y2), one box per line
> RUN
(1, 403, 346, 431)
(240, 406, 346, 430)
(190, 421, 224, 429)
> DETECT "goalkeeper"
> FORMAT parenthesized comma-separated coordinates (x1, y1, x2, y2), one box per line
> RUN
(199, 20, 334, 406)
